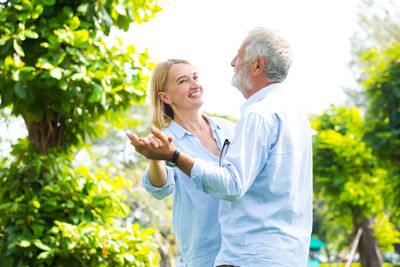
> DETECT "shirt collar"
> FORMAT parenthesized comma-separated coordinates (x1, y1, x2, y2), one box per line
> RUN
(240, 83, 280, 116)
(167, 114, 221, 140)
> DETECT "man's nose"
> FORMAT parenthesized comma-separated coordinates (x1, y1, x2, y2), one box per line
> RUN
(231, 56, 237, 67)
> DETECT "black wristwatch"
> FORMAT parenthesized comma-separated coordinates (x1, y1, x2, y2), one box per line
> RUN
(165, 148, 180, 167)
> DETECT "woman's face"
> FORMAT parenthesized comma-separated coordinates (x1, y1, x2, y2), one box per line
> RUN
(159, 63, 204, 112)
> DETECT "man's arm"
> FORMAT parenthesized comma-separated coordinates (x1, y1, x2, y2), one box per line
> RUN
(189, 113, 278, 201)
(128, 114, 278, 202)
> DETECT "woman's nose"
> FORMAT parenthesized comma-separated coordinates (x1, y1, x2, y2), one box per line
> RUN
(190, 79, 200, 88)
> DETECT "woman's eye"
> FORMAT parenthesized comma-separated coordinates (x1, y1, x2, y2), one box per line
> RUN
(178, 79, 186, 84)
(193, 76, 199, 80)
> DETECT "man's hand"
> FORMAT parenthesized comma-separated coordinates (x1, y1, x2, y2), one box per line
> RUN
(126, 126, 175, 161)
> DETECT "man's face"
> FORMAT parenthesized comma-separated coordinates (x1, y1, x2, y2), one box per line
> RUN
(231, 37, 253, 96)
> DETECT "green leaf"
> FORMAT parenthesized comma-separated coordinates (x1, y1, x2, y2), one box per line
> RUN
(50, 68, 62, 80)
(94, 70, 106, 80)
(124, 253, 134, 262)
(70, 16, 80, 30)
(117, 15, 130, 32)
(15, 82, 26, 99)
(20, 66, 36, 81)
(0, 36, 10, 46)
(41, 0, 55, 6)
(0, 39, 12, 55)
(25, 30, 39, 39)
(37, 251, 51, 259)
(13, 39, 25, 57)
(74, 29, 89, 47)
(18, 240, 31, 247)
(88, 83, 103, 103)
(14, 4, 23, 11)
(32, 225, 45, 238)
(17, 12, 30, 22)
(32, 199, 40, 209)
(61, 100, 71, 112)
(32, 5, 44, 19)
(34, 240, 51, 251)
(77, 3, 89, 13)
(66, 200, 74, 208)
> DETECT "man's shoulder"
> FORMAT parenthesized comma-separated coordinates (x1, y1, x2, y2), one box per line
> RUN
(207, 115, 237, 129)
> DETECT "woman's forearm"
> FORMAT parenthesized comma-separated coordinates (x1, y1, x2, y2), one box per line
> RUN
(148, 160, 168, 188)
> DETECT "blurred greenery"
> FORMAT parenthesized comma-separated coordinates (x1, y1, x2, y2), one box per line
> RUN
(361, 43, 400, 222)
(0, 0, 163, 266)
(81, 104, 178, 266)
(312, 105, 400, 266)
(311, 0, 400, 266)
(0, 141, 159, 266)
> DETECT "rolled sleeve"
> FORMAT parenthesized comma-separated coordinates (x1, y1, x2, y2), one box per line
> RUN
(142, 166, 175, 200)
(190, 158, 207, 192)
(190, 112, 279, 202)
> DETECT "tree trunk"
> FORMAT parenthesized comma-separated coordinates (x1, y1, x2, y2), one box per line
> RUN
(23, 113, 66, 154)
(357, 217, 383, 267)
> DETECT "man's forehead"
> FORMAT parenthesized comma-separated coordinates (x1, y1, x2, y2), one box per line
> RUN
(238, 36, 252, 55)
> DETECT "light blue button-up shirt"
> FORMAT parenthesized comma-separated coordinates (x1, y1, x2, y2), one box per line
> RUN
(191, 83, 313, 266)
(142, 115, 236, 267)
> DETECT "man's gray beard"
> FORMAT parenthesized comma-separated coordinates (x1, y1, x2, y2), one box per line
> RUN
(231, 66, 252, 95)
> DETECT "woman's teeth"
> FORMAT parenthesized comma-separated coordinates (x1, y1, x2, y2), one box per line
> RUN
(190, 92, 201, 97)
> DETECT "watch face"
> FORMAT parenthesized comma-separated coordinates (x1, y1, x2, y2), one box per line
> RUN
(165, 161, 176, 168)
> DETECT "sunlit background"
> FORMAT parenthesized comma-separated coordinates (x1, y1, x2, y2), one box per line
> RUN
(117, 0, 359, 118)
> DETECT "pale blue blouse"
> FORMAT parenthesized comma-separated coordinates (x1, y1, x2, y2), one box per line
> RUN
(142, 115, 236, 267)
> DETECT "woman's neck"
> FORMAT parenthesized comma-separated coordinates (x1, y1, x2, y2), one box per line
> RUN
(173, 109, 207, 133)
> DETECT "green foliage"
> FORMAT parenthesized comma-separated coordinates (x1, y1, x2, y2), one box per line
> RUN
(78, 104, 178, 265)
(362, 43, 400, 164)
(312, 105, 399, 252)
(0, 0, 161, 152)
(0, 0, 163, 264)
(349, 0, 400, 82)
(312, 106, 381, 213)
(361, 43, 400, 221)
(0, 139, 160, 266)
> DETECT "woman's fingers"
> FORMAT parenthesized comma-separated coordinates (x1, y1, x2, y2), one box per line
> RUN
(148, 135, 162, 148)
(150, 126, 169, 143)
(126, 132, 140, 145)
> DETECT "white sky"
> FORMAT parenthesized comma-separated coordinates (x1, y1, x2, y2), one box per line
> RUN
(119, 0, 359, 118)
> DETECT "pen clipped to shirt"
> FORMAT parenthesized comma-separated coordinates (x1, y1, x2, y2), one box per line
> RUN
(219, 139, 230, 167)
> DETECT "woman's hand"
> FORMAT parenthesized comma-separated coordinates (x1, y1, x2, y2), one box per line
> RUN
(127, 126, 175, 161)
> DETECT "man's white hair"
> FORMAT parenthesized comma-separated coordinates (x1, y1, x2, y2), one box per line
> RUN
(245, 27, 292, 83)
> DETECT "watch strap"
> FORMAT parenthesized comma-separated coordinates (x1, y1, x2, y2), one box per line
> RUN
(166, 148, 180, 167)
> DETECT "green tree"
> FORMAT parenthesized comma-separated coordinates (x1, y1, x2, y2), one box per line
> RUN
(346, 0, 400, 109)
(80, 104, 178, 267)
(0, 0, 161, 154)
(0, 0, 163, 265)
(349, 0, 400, 82)
(312, 106, 400, 267)
(361, 43, 400, 221)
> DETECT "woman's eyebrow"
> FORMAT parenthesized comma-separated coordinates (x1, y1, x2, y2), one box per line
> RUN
(176, 75, 186, 82)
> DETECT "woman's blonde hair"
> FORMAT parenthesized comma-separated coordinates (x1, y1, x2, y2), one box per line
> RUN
(150, 59, 191, 129)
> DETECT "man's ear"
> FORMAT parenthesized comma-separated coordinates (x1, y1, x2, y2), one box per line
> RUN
(254, 56, 265, 74)
(158, 92, 171, 105)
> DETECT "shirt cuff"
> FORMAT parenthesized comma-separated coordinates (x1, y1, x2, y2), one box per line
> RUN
(190, 158, 207, 192)
(142, 165, 174, 199)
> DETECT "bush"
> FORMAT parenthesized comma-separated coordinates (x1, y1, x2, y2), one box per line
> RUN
(0, 139, 159, 266)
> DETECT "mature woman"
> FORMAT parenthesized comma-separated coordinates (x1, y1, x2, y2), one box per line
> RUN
(128, 59, 235, 267)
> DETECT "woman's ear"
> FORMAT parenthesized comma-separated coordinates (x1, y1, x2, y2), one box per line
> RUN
(158, 92, 171, 105)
